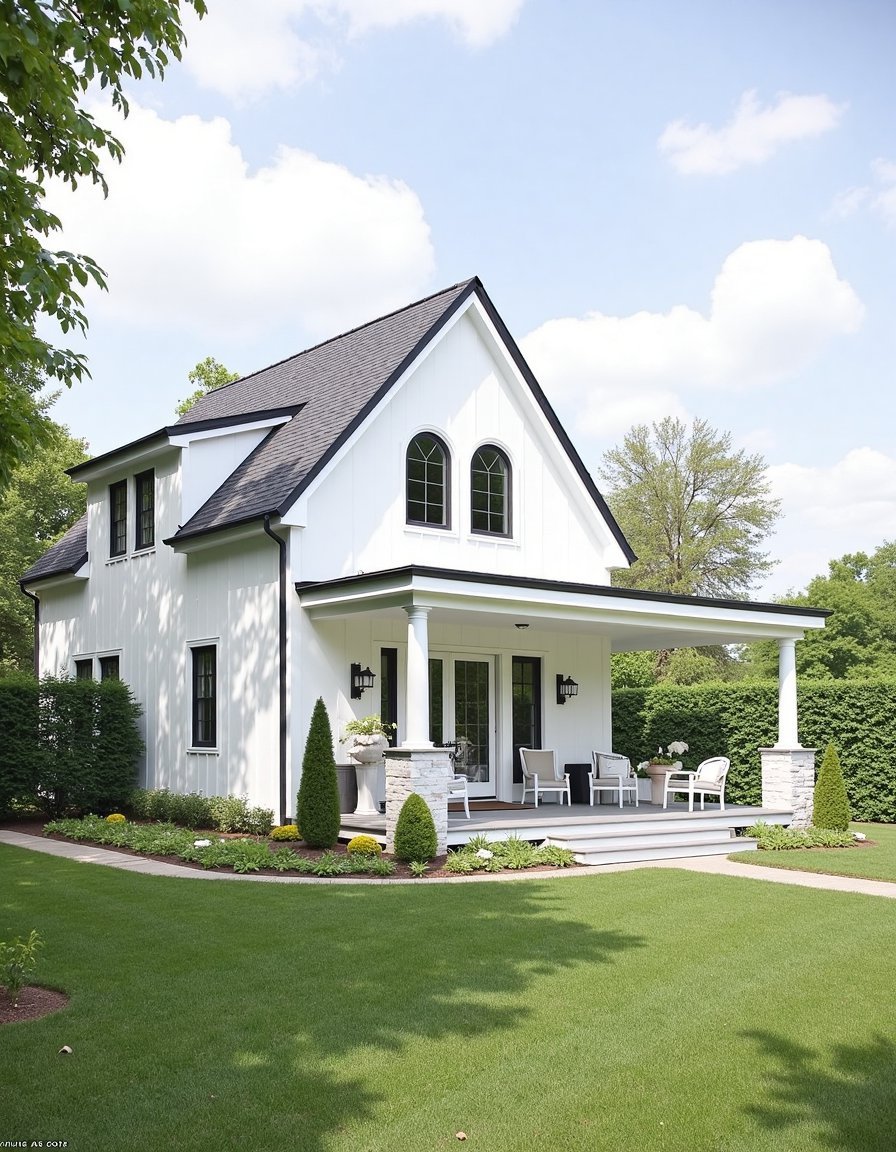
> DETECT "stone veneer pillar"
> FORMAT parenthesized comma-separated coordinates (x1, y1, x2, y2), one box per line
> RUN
(760, 747, 817, 828)
(385, 747, 453, 855)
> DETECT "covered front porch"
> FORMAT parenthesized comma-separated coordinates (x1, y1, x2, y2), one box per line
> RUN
(297, 564, 827, 853)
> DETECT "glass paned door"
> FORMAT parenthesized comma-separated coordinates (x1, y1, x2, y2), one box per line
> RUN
(429, 655, 495, 797)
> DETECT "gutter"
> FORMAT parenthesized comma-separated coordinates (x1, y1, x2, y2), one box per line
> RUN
(18, 583, 40, 677)
(262, 516, 289, 825)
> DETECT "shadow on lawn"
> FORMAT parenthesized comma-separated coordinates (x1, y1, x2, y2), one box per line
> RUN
(741, 1030, 896, 1152)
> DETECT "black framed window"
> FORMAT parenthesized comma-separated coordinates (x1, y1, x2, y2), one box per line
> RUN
(191, 646, 217, 748)
(99, 655, 120, 681)
(380, 647, 398, 747)
(406, 433, 450, 528)
(75, 658, 93, 680)
(109, 480, 127, 557)
(471, 445, 511, 536)
(135, 469, 155, 550)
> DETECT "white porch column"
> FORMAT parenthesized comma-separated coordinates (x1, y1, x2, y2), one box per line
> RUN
(776, 638, 800, 748)
(403, 605, 432, 748)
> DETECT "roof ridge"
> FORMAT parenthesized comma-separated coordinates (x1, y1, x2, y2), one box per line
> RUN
(178, 277, 478, 414)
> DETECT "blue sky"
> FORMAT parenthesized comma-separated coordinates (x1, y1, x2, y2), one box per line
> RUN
(45, 0, 896, 597)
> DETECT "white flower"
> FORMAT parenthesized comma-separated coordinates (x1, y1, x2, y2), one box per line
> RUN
(193, 839, 211, 848)
(667, 741, 690, 756)
(475, 848, 494, 859)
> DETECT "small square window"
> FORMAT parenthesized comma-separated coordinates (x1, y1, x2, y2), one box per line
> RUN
(99, 655, 120, 681)
(75, 658, 93, 680)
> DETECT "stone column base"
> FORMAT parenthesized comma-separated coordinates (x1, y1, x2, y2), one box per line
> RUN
(385, 747, 453, 855)
(760, 747, 817, 828)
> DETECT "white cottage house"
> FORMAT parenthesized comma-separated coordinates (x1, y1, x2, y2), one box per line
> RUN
(22, 277, 826, 839)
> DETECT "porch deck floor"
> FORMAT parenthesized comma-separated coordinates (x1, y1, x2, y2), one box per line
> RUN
(340, 801, 789, 845)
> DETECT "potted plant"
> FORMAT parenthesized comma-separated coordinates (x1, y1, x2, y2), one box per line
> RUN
(640, 741, 689, 805)
(341, 716, 396, 816)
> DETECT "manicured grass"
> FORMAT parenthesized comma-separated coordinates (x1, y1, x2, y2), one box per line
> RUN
(731, 822, 896, 883)
(2, 844, 895, 1152)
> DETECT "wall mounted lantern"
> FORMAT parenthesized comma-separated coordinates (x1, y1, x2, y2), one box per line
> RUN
(351, 663, 376, 699)
(556, 674, 579, 705)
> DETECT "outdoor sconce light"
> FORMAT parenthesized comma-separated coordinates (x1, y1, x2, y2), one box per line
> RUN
(556, 674, 578, 705)
(351, 663, 376, 699)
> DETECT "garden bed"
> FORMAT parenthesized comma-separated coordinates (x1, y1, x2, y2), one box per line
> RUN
(7, 816, 579, 880)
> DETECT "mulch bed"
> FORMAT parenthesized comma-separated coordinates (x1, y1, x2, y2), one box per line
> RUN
(0, 986, 69, 1026)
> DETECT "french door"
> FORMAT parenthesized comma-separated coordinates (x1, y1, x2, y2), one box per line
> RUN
(429, 654, 495, 797)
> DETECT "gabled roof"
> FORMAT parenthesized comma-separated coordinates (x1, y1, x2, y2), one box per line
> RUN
(24, 276, 635, 580)
(21, 513, 88, 585)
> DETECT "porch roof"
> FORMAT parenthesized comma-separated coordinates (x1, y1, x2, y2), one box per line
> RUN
(295, 564, 828, 651)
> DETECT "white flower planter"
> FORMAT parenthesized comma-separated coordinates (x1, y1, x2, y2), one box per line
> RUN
(349, 735, 387, 816)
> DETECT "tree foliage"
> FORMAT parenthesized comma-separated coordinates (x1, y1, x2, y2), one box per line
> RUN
(745, 542, 896, 681)
(175, 356, 240, 417)
(600, 417, 780, 597)
(0, 0, 206, 485)
(0, 414, 87, 672)
(296, 698, 340, 848)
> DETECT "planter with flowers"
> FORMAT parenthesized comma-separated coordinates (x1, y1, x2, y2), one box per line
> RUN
(639, 741, 689, 805)
(341, 717, 397, 816)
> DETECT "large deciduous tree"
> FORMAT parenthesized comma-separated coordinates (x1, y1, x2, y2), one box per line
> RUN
(600, 416, 781, 598)
(0, 0, 206, 487)
(176, 357, 240, 417)
(0, 415, 88, 672)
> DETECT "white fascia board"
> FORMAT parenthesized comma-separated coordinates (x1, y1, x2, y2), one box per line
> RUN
(26, 561, 90, 590)
(72, 442, 179, 484)
(167, 519, 273, 555)
(300, 569, 824, 642)
(167, 414, 292, 448)
(278, 300, 472, 525)
(464, 299, 630, 570)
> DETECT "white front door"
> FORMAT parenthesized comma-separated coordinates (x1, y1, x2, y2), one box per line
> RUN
(429, 654, 496, 797)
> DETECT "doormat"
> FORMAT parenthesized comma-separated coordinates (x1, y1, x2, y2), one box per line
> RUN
(449, 801, 535, 812)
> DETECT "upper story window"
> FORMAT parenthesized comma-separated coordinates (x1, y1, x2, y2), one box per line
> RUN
(109, 481, 127, 557)
(471, 445, 511, 536)
(135, 469, 155, 550)
(75, 658, 93, 680)
(99, 655, 120, 681)
(406, 433, 450, 528)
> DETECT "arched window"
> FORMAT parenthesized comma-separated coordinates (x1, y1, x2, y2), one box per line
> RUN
(406, 433, 450, 527)
(471, 445, 511, 536)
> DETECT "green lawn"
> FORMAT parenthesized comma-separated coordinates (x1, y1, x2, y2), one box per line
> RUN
(731, 822, 896, 882)
(2, 844, 895, 1152)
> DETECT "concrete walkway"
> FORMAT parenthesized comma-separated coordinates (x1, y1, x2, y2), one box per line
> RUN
(2, 829, 896, 896)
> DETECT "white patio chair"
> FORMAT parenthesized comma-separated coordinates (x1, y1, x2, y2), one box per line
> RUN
(520, 749, 571, 807)
(589, 751, 639, 808)
(663, 756, 730, 812)
(447, 773, 471, 819)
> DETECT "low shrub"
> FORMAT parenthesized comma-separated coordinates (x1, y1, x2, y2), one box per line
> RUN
(167, 791, 214, 830)
(747, 822, 856, 850)
(0, 929, 44, 1006)
(393, 793, 438, 862)
(105, 813, 126, 823)
(444, 837, 576, 872)
(271, 824, 301, 841)
(346, 834, 382, 857)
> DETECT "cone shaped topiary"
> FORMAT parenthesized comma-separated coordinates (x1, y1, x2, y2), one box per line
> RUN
(393, 792, 438, 862)
(812, 742, 851, 832)
(296, 698, 340, 848)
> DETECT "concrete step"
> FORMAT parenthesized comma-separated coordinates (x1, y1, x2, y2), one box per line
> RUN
(559, 835, 758, 867)
(546, 826, 737, 849)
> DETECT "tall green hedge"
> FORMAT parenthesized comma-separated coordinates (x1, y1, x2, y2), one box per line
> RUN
(0, 675, 144, 817)
(613, 679, 896, 822)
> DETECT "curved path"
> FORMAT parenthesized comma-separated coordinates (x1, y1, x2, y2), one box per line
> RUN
(2, 829, 895, 896)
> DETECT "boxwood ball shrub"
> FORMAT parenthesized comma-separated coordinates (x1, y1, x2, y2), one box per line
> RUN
(296, 698, 341, 848)
(393, 793, 438, 862)
(346, 834, 382, 857)
(271, 824, 301, 841)
(813, 742, 851, 831)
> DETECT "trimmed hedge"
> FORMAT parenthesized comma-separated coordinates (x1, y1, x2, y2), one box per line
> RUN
(393, 793, 438, 862)
(813, 742, 851, 831)
(613, 679, 896, 822)
(0, 674, 143, 817)
(296, 697, 340, 848)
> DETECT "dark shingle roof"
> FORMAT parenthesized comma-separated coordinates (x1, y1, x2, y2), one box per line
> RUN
(21, 513, 88, 584)
(167, 278, 477, 541)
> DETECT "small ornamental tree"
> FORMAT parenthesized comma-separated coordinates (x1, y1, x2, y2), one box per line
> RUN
(393, 793, 438, 862)
(813, 742, 851, 832)
(296, 698, 340, 848)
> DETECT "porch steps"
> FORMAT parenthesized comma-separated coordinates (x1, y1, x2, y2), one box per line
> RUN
(544, 825, 758, 867)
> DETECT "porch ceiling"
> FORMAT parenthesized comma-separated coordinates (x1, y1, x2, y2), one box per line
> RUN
(296, 565, 828, 651)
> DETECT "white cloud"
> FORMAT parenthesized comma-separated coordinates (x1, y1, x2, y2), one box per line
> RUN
(183, 0, 524, 100)
(658, 90, 845, 176)
(43, 101, 435, 340)
(829, 158, 896, 227)
(763, 448, 896, 594)
(521, 236, 862, 441)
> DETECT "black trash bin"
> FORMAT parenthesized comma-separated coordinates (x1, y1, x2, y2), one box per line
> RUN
(564, 763, 590, 805)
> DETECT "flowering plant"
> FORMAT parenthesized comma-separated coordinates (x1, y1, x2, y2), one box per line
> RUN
(647, 741, 689, 766)
(341, 715, 396, 741)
